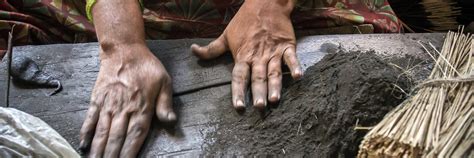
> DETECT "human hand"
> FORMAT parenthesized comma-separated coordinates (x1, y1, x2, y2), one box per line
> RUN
(79, 44, 176, 157)
(191, 0, 302, 110)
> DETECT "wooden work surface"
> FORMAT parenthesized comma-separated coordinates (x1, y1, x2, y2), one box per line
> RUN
(0, 33, 444, 156)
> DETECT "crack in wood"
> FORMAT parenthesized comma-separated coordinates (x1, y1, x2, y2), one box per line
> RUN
(36, 108, 88, 117)
(173, 81, 231, 97)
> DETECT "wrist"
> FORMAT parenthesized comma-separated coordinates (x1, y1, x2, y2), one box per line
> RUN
(99, 42, 151, 62)
(244, 0, 296, 15)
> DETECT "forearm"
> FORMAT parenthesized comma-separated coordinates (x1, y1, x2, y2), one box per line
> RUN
(91, 0, 147, 56)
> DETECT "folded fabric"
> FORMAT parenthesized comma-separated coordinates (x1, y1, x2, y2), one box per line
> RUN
(0, 107, 79, 158)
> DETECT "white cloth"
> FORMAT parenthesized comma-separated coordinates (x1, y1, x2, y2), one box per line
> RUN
(0, 107, 79, 158)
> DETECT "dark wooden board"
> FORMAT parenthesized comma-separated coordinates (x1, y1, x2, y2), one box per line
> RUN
(38, 84, 233, 156)
(0, 33, 445, 156)
(0, 39, 235, 117)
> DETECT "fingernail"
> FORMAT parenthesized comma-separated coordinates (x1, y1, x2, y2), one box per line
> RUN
(294, 68, 303, 79)
(79, 141, 84, 149)
(167, 112, 177, 122)
(190, 44, 201, 51)
(78, 140, 89, 154)
(236, 100, 245, 107)
(254, 99, 266, 109)
(270, 93, 280, 102)
(158, 111, 177, 124)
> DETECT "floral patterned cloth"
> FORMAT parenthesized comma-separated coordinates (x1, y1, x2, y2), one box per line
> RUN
(0, 0, 401, 59)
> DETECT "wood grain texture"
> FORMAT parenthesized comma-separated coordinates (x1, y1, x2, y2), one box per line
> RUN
(0, 33, 444, 156)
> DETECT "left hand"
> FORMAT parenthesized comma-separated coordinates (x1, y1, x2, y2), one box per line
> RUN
(191, 0, 302, 111)
(79, 45, 176, 157)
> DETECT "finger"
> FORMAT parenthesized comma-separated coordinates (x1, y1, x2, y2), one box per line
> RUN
(120, 114, 152, 158)
(79, 95, 102, 152)
(251, 62, 268, 110)
(283, 46, 303, 79)
(232, 62, 250, 110)
(103, 113, 130, 158)
(267, 56, 282, 103)
(191, 35, 228, 60)
(88, 110, 112, 158)
(155, 76, 176, 123)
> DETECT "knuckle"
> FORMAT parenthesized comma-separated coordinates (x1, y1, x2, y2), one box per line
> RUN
(207, 42, 217, 51)
(283, 48, 296, 57)
(108, 134, 124, 144)
(110, 98, 122, 106)
(232, 73, 247, 83)
(82, 116, 98, 130)
(162, 74, 172, 84)
(128, 124, 147, 137)
(90, 91, 109, 107)
(251, 75, 267, 83)
(90, 96, 102, 107)
(142, 110, 154, 117)
(157, 71, 172, 84)
(126, 104, 140, 114)
(232, 68, 242, 76)
(95, 126, 109, 138)
(269, 53, 282, 61)
(232, 66, 249, 83)
(251, 54, 269, 63)
(80, 128, 92, 138)
(268, 70, 282, 78)
(103, 107, 115, 116)
(86, 106, 98, 116)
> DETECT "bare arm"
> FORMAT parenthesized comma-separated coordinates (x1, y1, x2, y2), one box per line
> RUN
(92, 0, 146, 54)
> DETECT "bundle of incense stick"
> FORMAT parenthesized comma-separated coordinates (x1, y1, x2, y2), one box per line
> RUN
(390, 0, 461, 32)
(358, 28, 473, 157)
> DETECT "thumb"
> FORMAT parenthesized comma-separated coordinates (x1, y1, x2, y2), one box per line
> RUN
(155, 77, 177, 123)
(191, 35, 228, 60)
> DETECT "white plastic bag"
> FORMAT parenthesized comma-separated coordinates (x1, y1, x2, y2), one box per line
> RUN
(0, 107, 79, 158)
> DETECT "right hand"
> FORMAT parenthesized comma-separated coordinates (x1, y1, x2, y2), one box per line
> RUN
(79, 44, 176, 157)
(191, 0, 302, 111)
